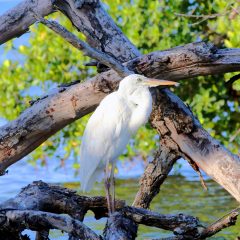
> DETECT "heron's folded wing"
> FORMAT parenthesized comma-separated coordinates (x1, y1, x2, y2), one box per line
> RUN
(79, 93, 130, 191)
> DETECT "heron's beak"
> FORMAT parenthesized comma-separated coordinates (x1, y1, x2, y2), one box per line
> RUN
(143, 78, 179, 87)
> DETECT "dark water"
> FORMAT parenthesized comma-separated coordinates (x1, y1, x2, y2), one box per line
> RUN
(0, 158, 239, 239)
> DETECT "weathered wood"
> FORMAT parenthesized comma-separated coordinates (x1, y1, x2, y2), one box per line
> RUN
(0, 42, 240, 202)
(1, 0, 240, 204)
(0, 181, 237, 239)
(53, 0, 141, 62)
(103, 212, 138, 240)
(1, 210, 101, 240)
(0, 0, 53, 44)
(0, 181, 125, 220)
(133, 136, 179, 208)
(200, 210, 239, 239)
(122, 206, 200, 236)
(34, 15, 133, 77)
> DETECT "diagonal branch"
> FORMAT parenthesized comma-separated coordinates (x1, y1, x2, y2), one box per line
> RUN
(33, 14, 133, 77)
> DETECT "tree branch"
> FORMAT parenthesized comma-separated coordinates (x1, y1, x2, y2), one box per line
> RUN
(0, 0, 54, 44)
(33, 14, 133, 77)
(200, 209, 239, 238)
(1, 210, 101, 240)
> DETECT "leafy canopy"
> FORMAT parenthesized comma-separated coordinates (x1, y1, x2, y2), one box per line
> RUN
(0, 0, 239, 167)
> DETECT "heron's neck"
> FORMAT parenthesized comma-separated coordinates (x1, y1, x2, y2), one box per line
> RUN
(125, 88, 153, 134)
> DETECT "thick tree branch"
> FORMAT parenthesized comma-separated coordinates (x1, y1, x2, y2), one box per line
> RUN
(53, 0, 141, 62)
(133, 137, 179, 208)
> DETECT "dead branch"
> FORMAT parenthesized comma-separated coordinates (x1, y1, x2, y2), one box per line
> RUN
(133, 137, 179, 208)
(0, 42, 240, 203)
(33, 14, 133, 77)
(103, 212, 138, 240)
(0, 181, 237, 239)
(0, 0, 53, 44)
(200, 209, 239, 238)
(1, 210, 101, 240)
(122, 206, 200, 235)
(0, 1, 240, 238)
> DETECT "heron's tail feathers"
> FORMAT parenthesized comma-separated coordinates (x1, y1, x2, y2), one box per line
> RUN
(80, 168, 103, 192)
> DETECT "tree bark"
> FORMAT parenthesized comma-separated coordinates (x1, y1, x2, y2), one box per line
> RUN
(0, 0, 53, 44)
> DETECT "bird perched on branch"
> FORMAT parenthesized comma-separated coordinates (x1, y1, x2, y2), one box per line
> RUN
(79, 74, 178, 214)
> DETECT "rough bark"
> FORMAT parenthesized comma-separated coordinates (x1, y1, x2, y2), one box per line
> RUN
(53, 0, 141, 62)
(0, 0, 53, 44)
(122, 206, 200, 236)
(133, 136, 179, 208)
(103, 212, 138, 240)
(0, 181, 125, 220)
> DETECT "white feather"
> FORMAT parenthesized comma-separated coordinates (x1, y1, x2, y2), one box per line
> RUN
(79, 74, 173, 191)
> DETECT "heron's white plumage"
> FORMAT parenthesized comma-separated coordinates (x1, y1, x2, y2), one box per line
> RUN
(79, 91, 132, 191)
(79, 74, 176, 191)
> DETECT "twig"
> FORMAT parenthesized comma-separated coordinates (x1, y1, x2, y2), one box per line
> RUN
(32, 13, 133, 77)
(175, 3, 232, 26)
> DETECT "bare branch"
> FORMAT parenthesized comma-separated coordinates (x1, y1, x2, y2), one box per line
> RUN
(200, 209, 239, 238)
(2, 210, 101, 240)
(33, 14, 133, 77)
(0, 0, 54, 44)
(1, 181, 238, 239)
(123, 206, 200, 235)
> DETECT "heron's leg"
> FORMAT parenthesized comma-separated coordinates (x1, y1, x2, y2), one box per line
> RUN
(104, 159, 112, 215)
(110, 161, 116, 213)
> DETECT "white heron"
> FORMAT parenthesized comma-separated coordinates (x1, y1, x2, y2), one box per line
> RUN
(79, 74, 178, 213)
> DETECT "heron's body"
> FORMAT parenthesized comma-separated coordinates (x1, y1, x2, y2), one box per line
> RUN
(79, 74, 177, 193)
(79, 79, 152, 191)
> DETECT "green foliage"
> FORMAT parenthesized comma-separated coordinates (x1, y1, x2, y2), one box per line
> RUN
(0, 0, 239, 166)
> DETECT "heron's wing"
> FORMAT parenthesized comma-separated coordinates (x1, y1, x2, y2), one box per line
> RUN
(79, 92, 130, 191)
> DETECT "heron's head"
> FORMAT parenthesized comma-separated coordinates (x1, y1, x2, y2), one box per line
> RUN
(118, 74, 178, 93)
